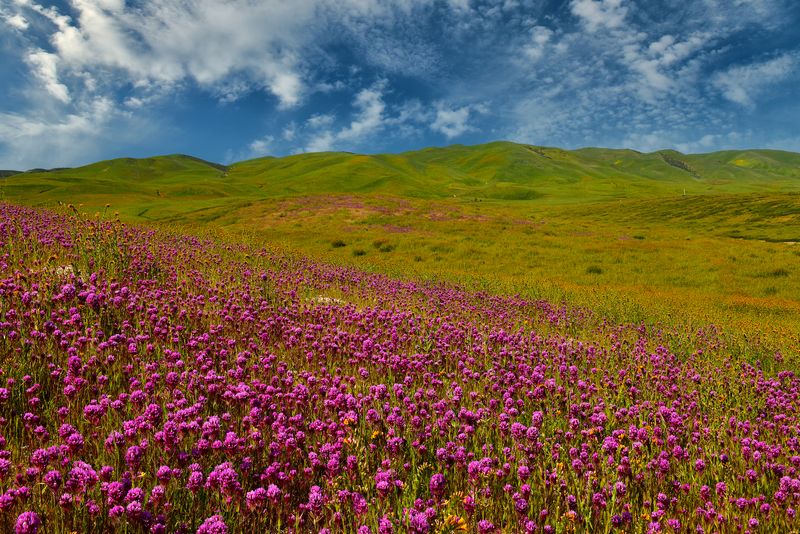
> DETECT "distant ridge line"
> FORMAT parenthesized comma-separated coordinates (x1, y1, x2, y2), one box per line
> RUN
(7, 141, 800, 171)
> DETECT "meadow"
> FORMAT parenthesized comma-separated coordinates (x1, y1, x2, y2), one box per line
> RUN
(1, 142, 800, 533)
(2, 142, 799, 355)
(2, 202, 800, 534)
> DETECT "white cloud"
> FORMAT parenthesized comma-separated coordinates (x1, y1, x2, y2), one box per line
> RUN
(3, 12, 29, 30)
(123, 96, 144, 108)
(618, 33, 710, 97)
(282, 122, 297, 141)
(701, 0, 784, 28)
(0, 96, 140, 169)
(306, 114, 336, 129)
(614, 129, 756, 154)
(336, 85, 386, 143)
(570, 0, 628, 32)
(45, 0, 314, 108)
(240, 92, 464, 158)
(447, 0, 471, 10)
(304, 82, 388, 152)
(13, 0, 453, 115)
(523, 26, 554, 61)
(673, 131, 745, 153)
(305, 131, 336, 153)
(387, 99, 434, 128)
(431, 104, 474, 138)
(346, 10, 442, 77)
(26, 49, 70, 103)
(19, 0, 418, 110)
(213, 79, 256, 104)
(713, 53, 797, 107)
(298, 84, 450, 152)
(248, 135, 274, 157)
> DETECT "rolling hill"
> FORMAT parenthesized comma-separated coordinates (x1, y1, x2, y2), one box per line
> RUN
(2, 141, 800, 352)
(3, 142, 800, 212)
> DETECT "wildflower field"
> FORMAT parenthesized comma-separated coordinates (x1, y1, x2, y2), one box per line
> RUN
(1, 202, 799, 533)
(4, 144, 800, 355)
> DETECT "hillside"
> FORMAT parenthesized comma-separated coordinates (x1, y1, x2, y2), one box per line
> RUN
(3, 142, 800, 211)
(4, 202, 799, 533)
(2, 141, 800, 352)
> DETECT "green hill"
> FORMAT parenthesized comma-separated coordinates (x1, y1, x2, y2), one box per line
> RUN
(4, 142, 800, 213)
(2, 141, 800, 352)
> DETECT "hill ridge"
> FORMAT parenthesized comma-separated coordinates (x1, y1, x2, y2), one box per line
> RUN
(2, 141, 799, 209)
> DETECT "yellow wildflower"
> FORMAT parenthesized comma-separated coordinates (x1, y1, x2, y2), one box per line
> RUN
(445, 515, 468, 531)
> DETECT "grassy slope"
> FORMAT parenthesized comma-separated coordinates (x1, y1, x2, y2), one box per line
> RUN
(2, 141, 800, 353)
(7, 141, 800, 207)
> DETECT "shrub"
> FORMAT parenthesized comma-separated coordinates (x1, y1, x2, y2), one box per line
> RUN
(373, 240, 395, 253)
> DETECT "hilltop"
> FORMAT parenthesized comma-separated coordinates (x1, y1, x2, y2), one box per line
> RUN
(3, 142, 800, 210)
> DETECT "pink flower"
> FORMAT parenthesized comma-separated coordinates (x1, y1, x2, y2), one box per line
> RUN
(15, 511, 41, 534)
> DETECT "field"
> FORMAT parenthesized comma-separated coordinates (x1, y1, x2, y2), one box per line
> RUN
(1, 142, 800, 533)
(2, 142, 799, 354)
(1, 202, 800, 533)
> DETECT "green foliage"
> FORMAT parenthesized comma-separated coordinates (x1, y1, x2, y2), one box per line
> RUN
(373, 240, 395, 253)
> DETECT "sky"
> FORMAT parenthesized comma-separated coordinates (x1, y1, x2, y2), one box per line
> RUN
(1, 0, 799, 169)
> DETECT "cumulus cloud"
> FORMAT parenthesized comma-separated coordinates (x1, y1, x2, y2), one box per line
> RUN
(255, 86, 469, 155)
(11, 0, 453, 114)
(305, 83, 387, 151)
(282, 122, 297, 141)
(26, 49, 70, 103)
(431, 104, 474, 139)
(523, 26, 554, 61)
(713, 53, 798, 107)
(570, 0, 628, 32)
(299, 91, 481, 153)
(306, 114, 336, 129)
(34, 0, 316, 108)
(15, 0, 444, 111)
(3, 12, 29, 30)
(614, 33, 708, 99)
(337, 85, 386, 143)
(248, 135, 275, 157)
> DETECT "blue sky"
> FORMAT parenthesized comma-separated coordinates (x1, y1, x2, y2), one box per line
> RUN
(1, 0, 799, 169)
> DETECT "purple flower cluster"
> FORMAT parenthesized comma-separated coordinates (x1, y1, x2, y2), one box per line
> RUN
(15, 511, 40, 534)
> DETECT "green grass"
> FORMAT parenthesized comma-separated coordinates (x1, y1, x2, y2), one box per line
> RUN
(5, 142, 800, 207)
(2, 141, 800, 354)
